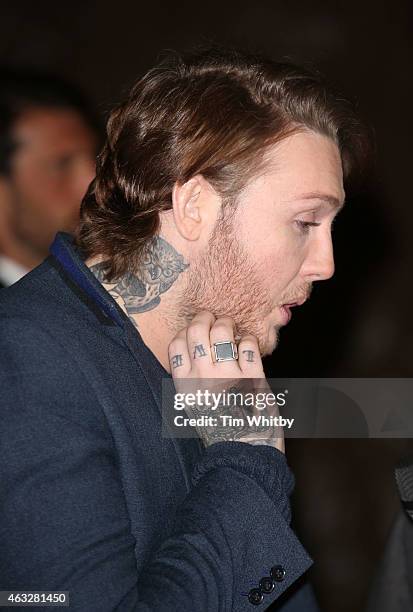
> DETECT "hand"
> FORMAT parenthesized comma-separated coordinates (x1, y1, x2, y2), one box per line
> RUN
(168, 310, 284, 453)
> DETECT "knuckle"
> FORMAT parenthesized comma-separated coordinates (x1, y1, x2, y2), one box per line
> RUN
(186, 323, 205, 341)
(239, 335, 259, 347)
(171, 327, 187, 341)
(212, 322, 233, 337)
(168, 346, 183, 360)
(192, 310, 215, 324)
(168, 338, 186, 354)
(239, 333, 258, 342)
(214, 316, 234, 327)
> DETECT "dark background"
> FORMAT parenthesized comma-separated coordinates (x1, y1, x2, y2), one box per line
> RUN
(1, 1, 412, 610)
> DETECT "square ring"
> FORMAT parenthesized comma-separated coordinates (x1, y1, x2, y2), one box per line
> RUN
(212, 341, 238, 362)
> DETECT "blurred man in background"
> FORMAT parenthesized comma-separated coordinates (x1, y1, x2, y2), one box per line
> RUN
(0, 69, 99, 287)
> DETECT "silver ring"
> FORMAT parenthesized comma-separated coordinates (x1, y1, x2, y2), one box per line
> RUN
(212, 340, 238, 362)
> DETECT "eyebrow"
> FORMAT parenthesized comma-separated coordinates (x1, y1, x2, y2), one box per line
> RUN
(289, 192, 345, 211)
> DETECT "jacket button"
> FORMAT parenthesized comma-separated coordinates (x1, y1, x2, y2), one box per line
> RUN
(270, 565, 286, 582)
(248, 588, 264, 605)
(259, 577, 275, 594)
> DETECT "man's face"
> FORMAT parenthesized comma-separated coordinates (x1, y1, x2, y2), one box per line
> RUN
(2, 107, 97, 257)
(184, 130, 345, 356)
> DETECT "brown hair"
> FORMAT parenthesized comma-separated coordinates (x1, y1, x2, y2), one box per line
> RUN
(75, 47, 370, 281)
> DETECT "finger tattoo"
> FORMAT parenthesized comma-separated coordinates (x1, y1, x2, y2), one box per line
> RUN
(193, 344, 207, 359)
(171, 354, 184, 368)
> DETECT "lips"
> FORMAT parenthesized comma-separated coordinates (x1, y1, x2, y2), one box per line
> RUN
(280, 305, 292, 325)
(285, 297, 307, 307)
(279, 297, 307, 326)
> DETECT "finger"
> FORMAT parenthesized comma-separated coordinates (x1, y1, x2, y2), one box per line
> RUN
(209, 317, 242, 372)
(168, 327, 191, 377)
(186, 310, 216, 366)
(209, 316, 236, 346)
(237, 335, 265, 375)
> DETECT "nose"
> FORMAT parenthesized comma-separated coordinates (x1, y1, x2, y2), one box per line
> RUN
(301, 229, 335, 282)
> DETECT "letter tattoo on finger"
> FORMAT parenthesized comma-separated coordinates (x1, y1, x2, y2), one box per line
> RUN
(193, 344, 207, 359)
(171, 354, 184, 369)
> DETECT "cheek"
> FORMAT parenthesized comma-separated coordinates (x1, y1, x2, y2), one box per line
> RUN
(259, 240, 305, 291)
(239, 214, 306, 289)
(15, 164, 55, 203)
(25, 170, 77, 210)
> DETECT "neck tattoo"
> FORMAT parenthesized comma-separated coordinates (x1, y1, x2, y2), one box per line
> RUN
(90, 236, 189, 328)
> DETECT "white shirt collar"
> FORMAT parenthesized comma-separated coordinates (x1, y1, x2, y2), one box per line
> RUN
(0, 255, 29, 287)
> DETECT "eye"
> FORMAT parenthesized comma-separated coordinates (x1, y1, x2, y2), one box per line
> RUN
(295, 220, 321, 234)
(48, 156, 74, 174)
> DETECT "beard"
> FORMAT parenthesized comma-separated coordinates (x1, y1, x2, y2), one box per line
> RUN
(176, 212, 277, 356)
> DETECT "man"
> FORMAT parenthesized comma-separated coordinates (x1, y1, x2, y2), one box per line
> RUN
(0, 48, 367, 610)
(0, 69, 99, 287)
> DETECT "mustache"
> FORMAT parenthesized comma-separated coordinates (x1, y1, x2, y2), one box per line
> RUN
(282, 284, 313, 304)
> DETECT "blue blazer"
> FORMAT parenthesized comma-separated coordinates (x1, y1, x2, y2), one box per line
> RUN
(0, 233, 318, 611)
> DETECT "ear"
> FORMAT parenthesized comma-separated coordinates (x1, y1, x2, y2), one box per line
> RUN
(171, 174, 221, 241)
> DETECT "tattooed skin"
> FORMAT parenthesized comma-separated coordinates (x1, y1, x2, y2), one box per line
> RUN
(242, 349, 255, 362)
(185, 382, 282, 447)
(171, 354, 184, 369)
(193, 344, 207, 359)
(175, 379, 284, 447)
(90, 237, 189, 326)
